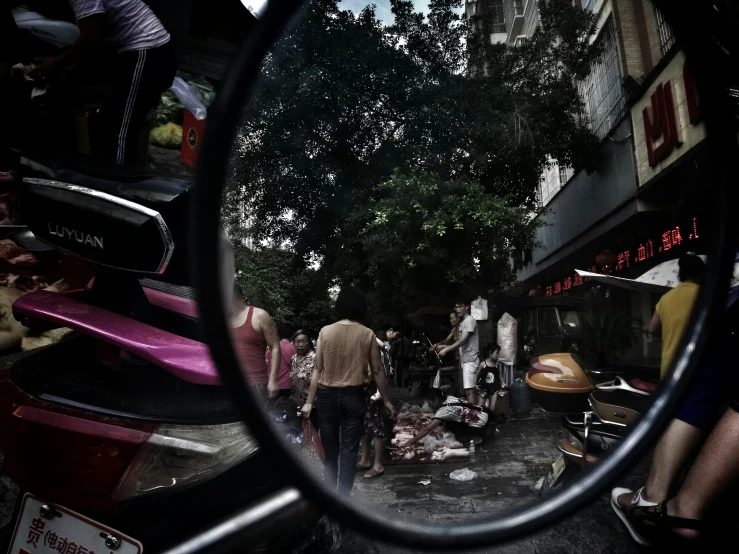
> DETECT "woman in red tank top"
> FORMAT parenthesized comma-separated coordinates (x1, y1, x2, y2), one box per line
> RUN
(230, 289, 281, 397)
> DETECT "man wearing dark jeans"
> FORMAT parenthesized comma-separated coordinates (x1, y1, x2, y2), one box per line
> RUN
(29, 0, 176, 166)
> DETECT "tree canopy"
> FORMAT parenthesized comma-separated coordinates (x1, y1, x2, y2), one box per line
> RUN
(224, 0, 603, 313)
(234, 247, 334, 332)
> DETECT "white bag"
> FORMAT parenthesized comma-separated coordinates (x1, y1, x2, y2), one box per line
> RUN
(432, 368, 441, 389)
(450, 468, 478, 481)
(470, 296, 488, 321)
(497, 312, 518, 365)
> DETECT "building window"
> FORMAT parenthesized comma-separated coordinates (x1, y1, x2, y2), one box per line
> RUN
(488, 0, 506, 33)
(581, 0, 597, 12)
(578, 17, 625, 140)
(539, 160, 572, 206)
(513, 0, 523, 16)
(514, 35, 527, 46)
(655, 7, 676, 56)
(559, 164, 573, 186)
(540, 164, 560, 206)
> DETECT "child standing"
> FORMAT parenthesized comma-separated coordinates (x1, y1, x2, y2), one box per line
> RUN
(475, 344, 503, 410)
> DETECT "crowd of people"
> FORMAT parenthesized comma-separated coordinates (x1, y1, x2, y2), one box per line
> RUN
(228, 253, 739, 547)
(230, 285, 403, 494)
(229, 288, 503, 495)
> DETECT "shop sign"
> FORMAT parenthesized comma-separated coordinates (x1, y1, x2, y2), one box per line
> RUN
(643, 61, 701, 167)
(632, 50, 706, 186)
(544, 217, 700, 296)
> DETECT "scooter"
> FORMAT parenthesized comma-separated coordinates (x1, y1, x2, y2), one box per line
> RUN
(0, 153, 288, 553)
(11, 4, 79, 50)
(526, 353, 656, 467)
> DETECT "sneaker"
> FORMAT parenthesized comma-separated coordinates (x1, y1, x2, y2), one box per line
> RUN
(610, 487, 657, 546)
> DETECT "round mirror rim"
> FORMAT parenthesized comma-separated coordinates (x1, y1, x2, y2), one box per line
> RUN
(193, 0, 738, 548)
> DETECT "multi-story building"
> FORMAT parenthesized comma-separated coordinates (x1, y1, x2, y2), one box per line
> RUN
(506, 0, 710, 368)
(465, 0, 539, 46)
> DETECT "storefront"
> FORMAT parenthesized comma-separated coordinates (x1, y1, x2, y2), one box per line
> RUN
(513, 49, 709, 367)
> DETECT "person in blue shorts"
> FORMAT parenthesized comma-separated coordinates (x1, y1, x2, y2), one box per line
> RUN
(611, 288, 739, 546)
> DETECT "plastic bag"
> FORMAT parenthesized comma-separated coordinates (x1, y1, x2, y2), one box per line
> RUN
(423, 435, 440, 454)
(154, 91, 183, 126)
(150, 123, 183, 148)
(497, 312, 518, 365)
(302, 419, 325, 462)
(420, 401, 434, 413)
(155, 73, 215, 126)
(169, 76, 208, 121)
(450, 468, 478, 481)
(471, 296, 488, 320)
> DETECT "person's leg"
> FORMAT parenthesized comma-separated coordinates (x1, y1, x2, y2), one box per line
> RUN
(616, 344, 735, 511)
(365, 400, 386, 477)
(488, 392, 498, 412)
(337, 389, 365, 494)
(358, 437, 371, 469)
(316, 389, 340, 489)
(372, 438, 385, 472)
(617, 419, 703, 509)
(668, 407, 739, 535)
(462, 362, 478, 404)
(98, 43, 176, 165)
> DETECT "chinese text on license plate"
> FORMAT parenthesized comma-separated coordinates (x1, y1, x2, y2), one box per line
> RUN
(552, 453, 566, 481)
(8, 493, 142, 554)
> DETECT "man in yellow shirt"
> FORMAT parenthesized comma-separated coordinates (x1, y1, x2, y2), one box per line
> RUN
(649, 254, 705, 380)
(612, 254, 713, 546)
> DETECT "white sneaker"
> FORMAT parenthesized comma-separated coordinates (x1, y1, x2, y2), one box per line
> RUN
(610, 487, 657, 546)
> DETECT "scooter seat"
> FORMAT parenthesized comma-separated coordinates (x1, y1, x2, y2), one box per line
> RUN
(629, 378, 658, 394)
(22, 152, 190, 210)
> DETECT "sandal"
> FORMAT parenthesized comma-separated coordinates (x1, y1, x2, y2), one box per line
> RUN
(363, 468, 384, 479)
(624, 501, 703, 549)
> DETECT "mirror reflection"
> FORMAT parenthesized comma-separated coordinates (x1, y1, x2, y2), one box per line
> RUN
(0, 0, 734, 550)
(222, 0, 733, 533)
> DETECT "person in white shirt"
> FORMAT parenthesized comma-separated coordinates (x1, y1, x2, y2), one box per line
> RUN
(436, 298, 480, 404)
(31, 0, 176, 165)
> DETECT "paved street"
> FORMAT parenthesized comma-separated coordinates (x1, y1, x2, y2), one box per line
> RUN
(337, 394, 651, 554)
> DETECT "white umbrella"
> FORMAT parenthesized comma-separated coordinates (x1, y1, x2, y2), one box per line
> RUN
(576, 254, 739, 302)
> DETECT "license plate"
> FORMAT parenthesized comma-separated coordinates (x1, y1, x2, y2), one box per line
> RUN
(551, 453, 566, 481)
(8, 493, 142, 554)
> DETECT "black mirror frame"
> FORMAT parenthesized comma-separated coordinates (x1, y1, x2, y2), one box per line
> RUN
(191, 0, 737, 549)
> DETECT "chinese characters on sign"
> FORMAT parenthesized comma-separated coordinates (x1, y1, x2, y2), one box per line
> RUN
(544, 218, 699, 295)
(25, 519, 100, 554)
(661, 226, 682, 252)
(643, 61, 702, 167)
(27, 518, 44, 549)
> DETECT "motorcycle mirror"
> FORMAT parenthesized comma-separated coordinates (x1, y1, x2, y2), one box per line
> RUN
(190, 0, 737, 550)
(240, 0, 268, 19)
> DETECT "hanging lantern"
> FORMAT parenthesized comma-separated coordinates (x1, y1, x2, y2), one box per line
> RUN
(528, 286, 545, 297)
(596, 248, 618, 269)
